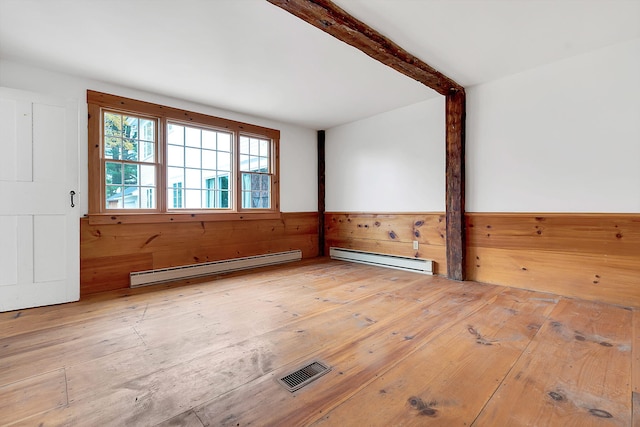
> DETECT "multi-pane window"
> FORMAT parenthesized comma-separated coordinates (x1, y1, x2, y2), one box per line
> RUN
(166, 123, 232, 209)
(103, 112, 157, 209)
(240, 136, 271, 208)
(88, 90, 279, 218)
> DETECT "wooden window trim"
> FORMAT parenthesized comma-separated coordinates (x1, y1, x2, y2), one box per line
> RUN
(100, 108, 162, 213)
(87, 90, 281, 224)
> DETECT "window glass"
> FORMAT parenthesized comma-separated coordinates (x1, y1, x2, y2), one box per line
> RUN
(239, 135, 271, 209)
(167, 122, 234, 210)
(91, 92, 278, 216)
(103, 111, 157, 210)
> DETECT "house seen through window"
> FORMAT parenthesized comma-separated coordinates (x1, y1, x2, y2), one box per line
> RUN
(104, 112, 156, 209)
(88, 90, 280, 219)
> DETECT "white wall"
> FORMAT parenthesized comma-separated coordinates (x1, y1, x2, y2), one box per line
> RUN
(6, 36, 637, 216)
(0, 59, 318, 213)
(466, 37, 640, 213)
(325, 97, 445, 212)
(325, 37, 639, 214)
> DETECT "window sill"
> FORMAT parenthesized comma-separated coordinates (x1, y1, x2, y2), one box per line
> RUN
(87, 211, 282, 225)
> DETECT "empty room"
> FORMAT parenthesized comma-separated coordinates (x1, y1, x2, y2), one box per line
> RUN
(0, 0, 639, 425)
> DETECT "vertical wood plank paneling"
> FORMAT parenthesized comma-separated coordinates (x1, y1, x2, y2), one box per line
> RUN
(80, 212, 319, 295)
(445, 89, 466, 281)
(467, 213, 640, 308)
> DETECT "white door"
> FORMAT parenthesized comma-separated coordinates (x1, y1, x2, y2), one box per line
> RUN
(0, 87, 79, 312)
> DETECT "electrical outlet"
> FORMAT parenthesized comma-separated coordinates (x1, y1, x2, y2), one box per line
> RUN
(413, 241, 419, 250)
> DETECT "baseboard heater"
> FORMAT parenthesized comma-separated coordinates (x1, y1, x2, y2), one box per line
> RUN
(329, 247, 433, 275)
(130, 250, 302, 288)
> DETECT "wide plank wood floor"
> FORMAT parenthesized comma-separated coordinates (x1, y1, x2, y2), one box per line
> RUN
(0, 258, 637, 426)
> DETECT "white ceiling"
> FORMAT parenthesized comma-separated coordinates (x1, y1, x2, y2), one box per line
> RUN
(1, 0, 638, 129)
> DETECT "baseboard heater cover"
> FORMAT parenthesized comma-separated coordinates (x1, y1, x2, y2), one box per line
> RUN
(130, 250, 302, 288)
(329, 247, 433, 275)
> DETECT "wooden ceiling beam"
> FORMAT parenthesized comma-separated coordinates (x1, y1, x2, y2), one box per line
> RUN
(268, 0, 467, 281)
(266, 0, 462, 95)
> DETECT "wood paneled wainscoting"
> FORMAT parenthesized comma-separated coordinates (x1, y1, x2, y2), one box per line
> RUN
(324, 212, 447, 275)
(80, 212, 319, 296)
(325, 212, 639, 307)
(467, 213, 640, 308)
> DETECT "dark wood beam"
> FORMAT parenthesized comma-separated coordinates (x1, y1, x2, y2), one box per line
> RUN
(317, 130, 326, 256)
(266, 0, 462, 95)
(268, 0, 466, 280)
(446, 89, 466, 281)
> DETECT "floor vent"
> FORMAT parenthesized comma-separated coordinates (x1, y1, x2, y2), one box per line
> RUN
(130, 250, 302, 288)
(278, 361, 331, 392)
(329, 247, 433, 275)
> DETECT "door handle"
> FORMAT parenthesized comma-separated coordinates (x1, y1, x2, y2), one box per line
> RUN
(70, 190, 76, 208)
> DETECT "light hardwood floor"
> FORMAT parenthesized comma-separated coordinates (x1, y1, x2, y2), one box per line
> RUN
(1, 259, 637, 426)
